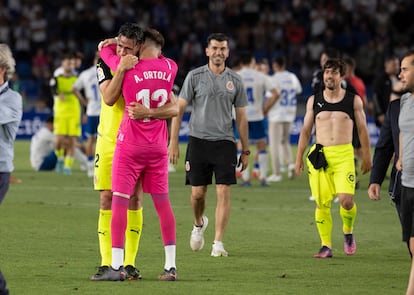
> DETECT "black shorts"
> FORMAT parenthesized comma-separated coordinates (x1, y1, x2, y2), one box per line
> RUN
(401, 185, 414, 242)
(185, 136, 237, 186)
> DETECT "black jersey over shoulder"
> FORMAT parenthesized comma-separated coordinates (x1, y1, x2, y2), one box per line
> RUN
(313, 90, 355, 122)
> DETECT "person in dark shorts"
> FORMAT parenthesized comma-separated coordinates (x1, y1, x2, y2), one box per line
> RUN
(169, 33, 249, 257)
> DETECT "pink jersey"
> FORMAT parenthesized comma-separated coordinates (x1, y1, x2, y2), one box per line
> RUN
(101, 45, 177, 148)
(100, 45, 177, 195)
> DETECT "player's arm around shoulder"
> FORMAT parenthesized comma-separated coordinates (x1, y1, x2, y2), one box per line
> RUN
(353, 94, 372, 174)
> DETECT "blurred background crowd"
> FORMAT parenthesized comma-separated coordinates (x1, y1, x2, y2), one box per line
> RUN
(1, 0, 414, 112)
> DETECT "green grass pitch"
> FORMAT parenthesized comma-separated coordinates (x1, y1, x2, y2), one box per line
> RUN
(0, 140, 409, 294)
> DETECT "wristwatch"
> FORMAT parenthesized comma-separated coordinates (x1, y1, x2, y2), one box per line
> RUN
(242, 150, 251, 156)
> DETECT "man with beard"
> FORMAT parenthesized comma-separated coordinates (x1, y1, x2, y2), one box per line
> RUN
(295, 59, 371, 258)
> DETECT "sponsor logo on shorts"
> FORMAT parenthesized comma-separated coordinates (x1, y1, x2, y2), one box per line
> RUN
(185, 161, 190, 171)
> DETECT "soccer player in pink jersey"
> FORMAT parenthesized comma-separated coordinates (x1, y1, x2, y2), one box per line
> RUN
(99, 28, 179, 281)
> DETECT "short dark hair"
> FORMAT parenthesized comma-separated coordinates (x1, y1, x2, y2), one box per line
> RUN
(239, 51, 253, 65)
(60, 50, 73, 61)
(343, 56, 356, 69)
(118, 22, 144, 45)
(45, 115, 53, 124)
(384, 54, 399, 62)
(229, 55, 241, 68)
(207, 33, 229, 45)
(402, 50, 414, 65)
(272, 56, 286, 68)
(144, 28, 165, 48)
(323, 59, 346, 76)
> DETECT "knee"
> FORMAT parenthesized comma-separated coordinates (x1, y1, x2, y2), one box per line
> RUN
(192, 186, 207, 201)
(191, 193, 205, 202)
(340, 198, 354, 210)
(100, 191, 112, 209)
(129, 194, 142, 210)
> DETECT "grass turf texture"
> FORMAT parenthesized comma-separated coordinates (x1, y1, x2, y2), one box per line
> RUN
(0, 140, 408, 294)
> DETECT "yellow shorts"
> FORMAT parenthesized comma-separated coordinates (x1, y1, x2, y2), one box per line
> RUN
(306, 143, 355, 207)
(54, 115, 81, 137)
(93, 135, 116, 191)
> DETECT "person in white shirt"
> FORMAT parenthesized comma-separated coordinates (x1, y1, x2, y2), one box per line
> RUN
(237, 52, 279, 186)
(30, 116, 56, 171)
(73, 52, 101, 177)
(267, 56, 302, 182)
(30, 116, 88, 171)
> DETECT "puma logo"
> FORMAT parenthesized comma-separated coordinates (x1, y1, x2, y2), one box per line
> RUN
(317, 102, 324, 108)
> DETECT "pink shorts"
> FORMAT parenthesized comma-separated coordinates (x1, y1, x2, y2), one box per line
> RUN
(112, 141, 168, 195)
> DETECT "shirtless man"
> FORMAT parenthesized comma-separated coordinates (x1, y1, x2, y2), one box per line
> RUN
(295, 58, 371, 258)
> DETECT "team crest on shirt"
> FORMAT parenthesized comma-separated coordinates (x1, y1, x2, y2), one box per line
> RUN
(226, 81, 234, 91)
(97, 67, 105, 82)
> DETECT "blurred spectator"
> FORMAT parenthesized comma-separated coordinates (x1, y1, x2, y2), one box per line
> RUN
(285, 19, 306, 45)
(151, 0, 170, 32)
(3, 0, 414, 116)
(343, 55, 367, 103)
(390, 1, 414, 43)
(309, 1, 328, 38)
(12, 15, 31, 61)
(307, 36, 324, 67)
(97, 0, 118, 35)
(57, 3, 77, 39)
(0, 15, 10, 44)
(372, 55, 401, 127)
(29, 8, 48, 52)
(181, 33, 203, 67)
(354, 39, 380, 84)
(31, 48, 50, 79)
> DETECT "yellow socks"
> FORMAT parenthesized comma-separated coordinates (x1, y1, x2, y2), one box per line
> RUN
(98, 209, 112, 266)
(124, 208, 143, 266)
(64, 156, 74, 168)
(98, 208, 143, 267)
(315, 205, 333, 248)
(340, 203, 357, 234)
